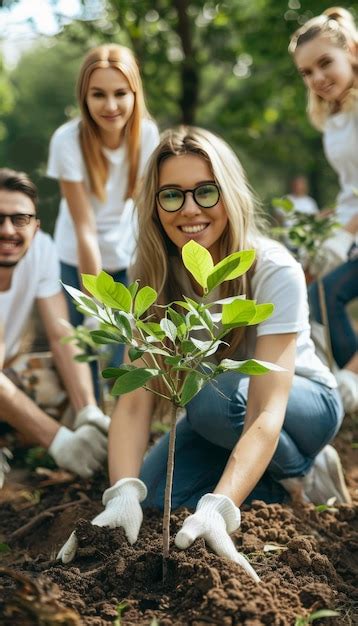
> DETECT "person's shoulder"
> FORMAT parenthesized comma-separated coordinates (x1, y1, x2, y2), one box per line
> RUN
(141, 117, 159, 139)
(254, 236, 299, 269)
(50, 118, 81, 145)
(32, 230, 56, 254)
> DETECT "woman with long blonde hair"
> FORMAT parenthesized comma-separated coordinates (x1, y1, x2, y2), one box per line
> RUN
(47, 44, 159, 328)
(289, 7, 358, 413)
(58, 127, 349, 577)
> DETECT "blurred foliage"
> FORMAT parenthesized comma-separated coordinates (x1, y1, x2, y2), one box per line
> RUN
(1, 0, 356, 233)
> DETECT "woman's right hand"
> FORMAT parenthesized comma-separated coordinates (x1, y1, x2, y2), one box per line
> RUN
(57, 478, 147, 563)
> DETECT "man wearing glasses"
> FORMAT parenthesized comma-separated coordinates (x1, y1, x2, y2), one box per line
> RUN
(0, 168, 109, 485)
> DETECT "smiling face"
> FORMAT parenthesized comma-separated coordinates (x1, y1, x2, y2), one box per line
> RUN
(157, 154, 228, 264)
(86, 67, 135, 147)
(0, 190, 39, 271)
(295, 35, 355, 103)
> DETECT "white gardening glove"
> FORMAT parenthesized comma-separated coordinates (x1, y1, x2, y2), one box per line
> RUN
(0, 447, 12, 488)
(310, 229, 354, 277)
(74, 405, 110, 434)
(175, 493, 260, 583)
(335, 369, 358, 414)
(57, 477, 147, 563)
(48, 425, 107, 478)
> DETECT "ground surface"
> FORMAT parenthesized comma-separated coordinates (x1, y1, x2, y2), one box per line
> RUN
(0, 417, 357, 626)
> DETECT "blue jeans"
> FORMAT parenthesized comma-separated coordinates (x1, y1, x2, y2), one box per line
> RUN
(308, 259, 358, 368)
(140, 373, 343, 510)
(60, 262, 127, 397)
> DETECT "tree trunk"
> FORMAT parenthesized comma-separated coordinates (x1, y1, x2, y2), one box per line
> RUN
(173, 0, 199, 124)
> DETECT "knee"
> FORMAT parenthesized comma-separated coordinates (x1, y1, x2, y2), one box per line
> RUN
(186, 373, 247, 448)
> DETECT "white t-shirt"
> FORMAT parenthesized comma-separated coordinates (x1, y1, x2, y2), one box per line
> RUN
(286, 194, 318, 215)
(47, 117, 160, 271)
(173, 237, 336, 388)
(323, 106, 358, 225)
(0, 231, 61, 362)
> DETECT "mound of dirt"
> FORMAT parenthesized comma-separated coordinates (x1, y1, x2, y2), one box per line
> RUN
(0, 420, 357, 625)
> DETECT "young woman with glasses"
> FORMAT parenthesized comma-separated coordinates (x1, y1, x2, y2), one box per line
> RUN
(59, 127, 350, 576)
(47, 44, 159, 329)
(289, 7, 358, 413)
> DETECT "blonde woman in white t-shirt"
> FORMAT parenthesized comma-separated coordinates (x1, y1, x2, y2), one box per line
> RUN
(47, 44, 159, 330)
(289, 7, 358, 413)
(58, 127, 350, 577)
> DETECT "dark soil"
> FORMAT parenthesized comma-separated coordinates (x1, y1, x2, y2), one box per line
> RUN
(0, 418, 357, 626)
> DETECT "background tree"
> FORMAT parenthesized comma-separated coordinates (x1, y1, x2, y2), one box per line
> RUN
(1, 0, 354, 232)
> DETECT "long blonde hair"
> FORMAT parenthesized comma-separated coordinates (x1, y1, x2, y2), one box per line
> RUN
(133, 127, 264, 411)
(77, 44, 149, 201)
(289, 7, 358, 130)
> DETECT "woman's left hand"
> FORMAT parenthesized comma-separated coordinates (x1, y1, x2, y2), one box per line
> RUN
(175, 493, 260, 582)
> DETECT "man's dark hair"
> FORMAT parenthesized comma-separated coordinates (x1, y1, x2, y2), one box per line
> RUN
(0, 168, 38, 209)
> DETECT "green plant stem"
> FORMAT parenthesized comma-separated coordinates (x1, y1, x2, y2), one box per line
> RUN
(162, 402, 178, 580)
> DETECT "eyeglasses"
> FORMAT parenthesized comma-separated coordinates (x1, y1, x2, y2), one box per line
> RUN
(156, 183, 220, 213)
(0, 214, 37, 228)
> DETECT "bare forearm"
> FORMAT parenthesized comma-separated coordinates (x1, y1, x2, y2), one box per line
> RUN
(0, 372, 59, 448)
(215, 411, 283, 506)
(108, 405, 152, 484)
(50, 339, 96, 412)
(76, 232, 102, 278)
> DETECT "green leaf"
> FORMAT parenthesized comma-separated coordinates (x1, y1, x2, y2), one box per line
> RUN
(127, 280, 139, 299)
(113, 311, 133, 340)
(128, 346, 145, 361)
(82, 271, 132, 312)
(74, 354, 98, 363)
(308, 610, 340, 622)
(136, 320, 166, 341)
(247, 303, 274, 325)
(111, 368, 161, 395)
(190, 338, 222, 356)
(165, 355, 182, 366)
(180, 340, 197, 354)
(222, 299, 257, 328)
(219, 358, 284, 375)
(102, 367, 126, 379)
(179, 371, 207, 405)
(207, 250, 256, 291)
(160, 318, 177, 343)
(62, 283, 99, 317)
(134, 286, 157, 317)
(314, 504, 338, 513)
(78, 295, 98, 313)
(90, 330, 125, 344)
(167, 307, 184, 326)
(272, 197, 294, 213)
(0, 543, 10, 555)
(182, 240, 214, 291)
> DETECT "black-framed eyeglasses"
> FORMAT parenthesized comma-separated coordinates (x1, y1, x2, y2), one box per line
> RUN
(0, 214, 37, 228)
(156, 183, 221, 213)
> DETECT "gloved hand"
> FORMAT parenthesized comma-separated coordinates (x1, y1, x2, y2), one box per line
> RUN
(310, 229, 354, 277)
(175, 493, 260, 583)
(48, 424, 107, 478)
(0, 447, 12, 488)
(57, 477, 147, 563)
(335, 369, 358, 414)
(74, 404, 110, 434)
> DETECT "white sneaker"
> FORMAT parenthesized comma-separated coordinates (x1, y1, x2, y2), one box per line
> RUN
(280, 445, 351, 505)
(335, 369, 358, 414)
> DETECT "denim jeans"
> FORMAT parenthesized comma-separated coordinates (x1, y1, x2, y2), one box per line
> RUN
(140, 372, 343, 510)
(308, 259, 358, 368)
(60, 262, 127, 398)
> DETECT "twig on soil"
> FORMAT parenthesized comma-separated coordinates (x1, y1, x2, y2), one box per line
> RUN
(7, 492, 90, 542)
